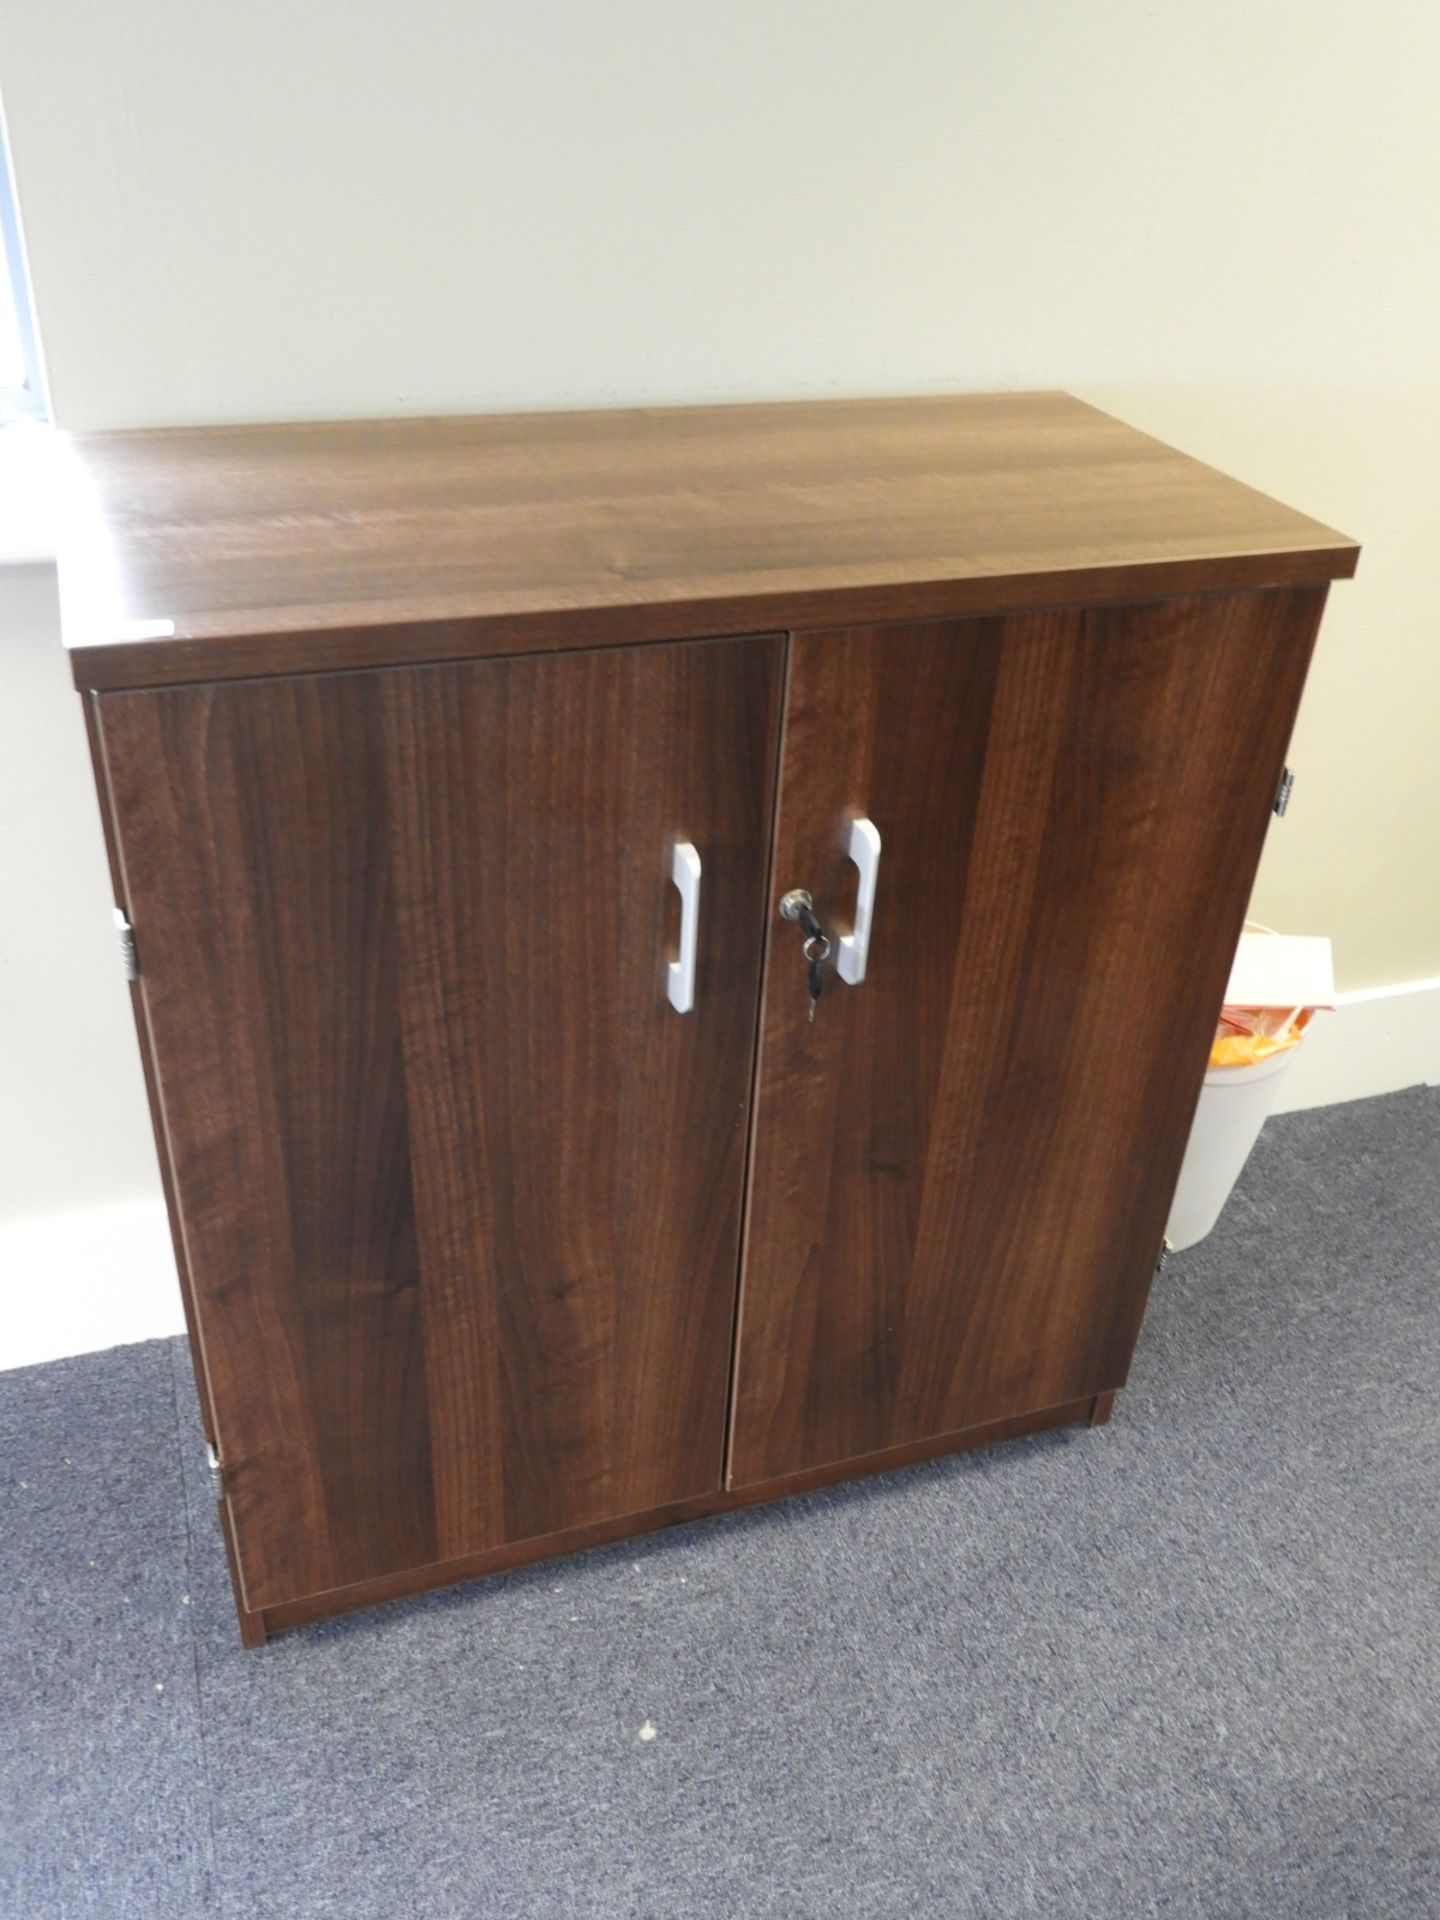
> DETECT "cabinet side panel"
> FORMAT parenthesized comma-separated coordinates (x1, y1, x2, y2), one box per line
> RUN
(83, 692, 216, 1436)
(730, 588, 1326, 1486)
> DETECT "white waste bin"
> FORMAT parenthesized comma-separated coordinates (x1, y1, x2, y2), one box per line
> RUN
(1165, 1043, 1299, 1252)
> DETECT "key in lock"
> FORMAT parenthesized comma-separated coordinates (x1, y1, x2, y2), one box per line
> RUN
(779, 890, 831, 1021)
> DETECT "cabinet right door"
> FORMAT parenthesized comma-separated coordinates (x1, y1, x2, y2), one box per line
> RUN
(728, 589, 1326, 1489)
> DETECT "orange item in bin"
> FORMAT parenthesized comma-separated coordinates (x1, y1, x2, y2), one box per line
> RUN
(1209, 1005, 1313, 1069)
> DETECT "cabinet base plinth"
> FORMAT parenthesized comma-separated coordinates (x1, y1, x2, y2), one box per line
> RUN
(243, 1394, 1100, 1644)
(217, 1501, 268, 1646)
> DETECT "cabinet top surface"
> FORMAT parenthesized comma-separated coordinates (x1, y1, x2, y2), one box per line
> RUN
(57, 391, 1357, 690)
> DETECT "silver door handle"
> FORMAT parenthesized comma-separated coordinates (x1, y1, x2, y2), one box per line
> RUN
(667, 841, 701, 1012)
(836, 817, 881, 986)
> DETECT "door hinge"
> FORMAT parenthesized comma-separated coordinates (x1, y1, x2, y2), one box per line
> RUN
(206, 1441, 226, 1503)
(1155, 1237, 1173, 1279)
(114, 907, 139, 981)
(1272, 766, 1296, 817)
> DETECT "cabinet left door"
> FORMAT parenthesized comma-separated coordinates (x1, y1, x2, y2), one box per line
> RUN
(96, 634, 783, 1613)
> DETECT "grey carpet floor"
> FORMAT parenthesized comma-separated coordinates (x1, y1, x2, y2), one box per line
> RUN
(3, 1088, 1438, 1920)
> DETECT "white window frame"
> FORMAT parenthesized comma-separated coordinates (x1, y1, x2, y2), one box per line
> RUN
(1, 110, 46, 422)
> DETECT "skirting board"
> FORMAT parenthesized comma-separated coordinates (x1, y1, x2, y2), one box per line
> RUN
(0, 1194, 182, 1372)
(1, 979, 1435, 1372)
(1271, 975, 1440, 1115)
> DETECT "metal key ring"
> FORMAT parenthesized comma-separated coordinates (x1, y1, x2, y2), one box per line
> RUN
(803, 933, 831, 963)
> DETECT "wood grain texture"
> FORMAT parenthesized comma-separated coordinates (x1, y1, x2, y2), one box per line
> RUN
(728, 588, 1325, 1487)
(82, 696, 216, 1423)
(58, 393, 1357, 691)
(84, 691, 263, 1636)
(97, 634, 781, 1611)
(255, 1394, 1099, 1639)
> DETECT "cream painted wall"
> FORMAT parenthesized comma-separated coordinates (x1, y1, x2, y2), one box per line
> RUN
(0, 566, 157, 1217)
(0, 1, 1436, 1265)
(1081, 385, 1439, 987)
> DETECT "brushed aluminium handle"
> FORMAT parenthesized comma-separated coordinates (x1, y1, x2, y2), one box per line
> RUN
(667, 841, 701, 1013)
(836, 817, 881, 986)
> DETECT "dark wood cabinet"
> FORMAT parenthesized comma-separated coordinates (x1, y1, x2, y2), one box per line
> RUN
(729, 592, 1325, 1486)
(97, 637, 782, 1609)
(62, 394, 1357, 1642)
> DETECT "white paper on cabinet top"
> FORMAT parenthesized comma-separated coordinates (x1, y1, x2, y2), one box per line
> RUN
(1225, 932, 1336, 1011)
